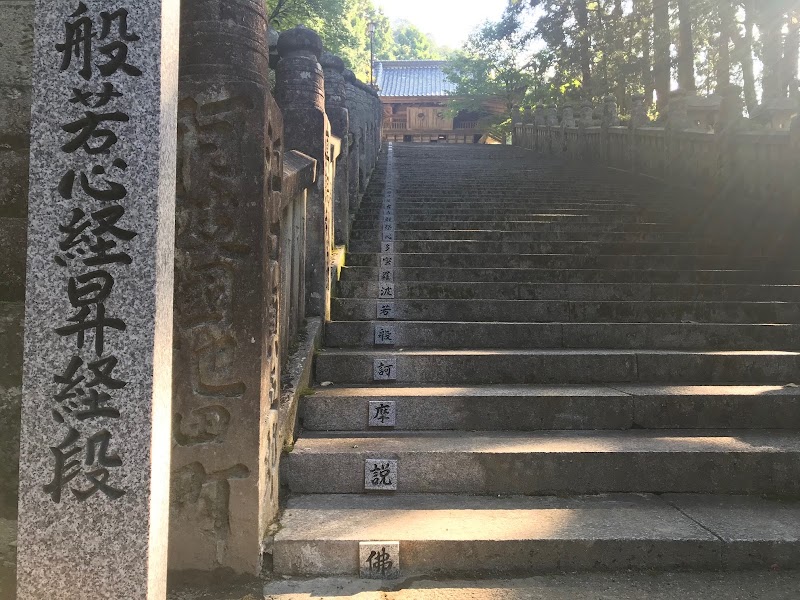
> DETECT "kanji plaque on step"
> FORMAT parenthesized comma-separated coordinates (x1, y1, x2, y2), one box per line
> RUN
(364, 459, 398, 491)
(373, 358, 397, 381)
(378, 283, 395, 299)
(379, 269, 394, 282)
(382, 242, 394, 254)
(374, 324, 396, 346)
(359, 541, 400, 579)
(377, 302, 396, 320)
(368, 400, 397, 427)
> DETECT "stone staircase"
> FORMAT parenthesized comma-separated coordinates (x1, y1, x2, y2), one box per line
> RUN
(273, 143, 800, 577)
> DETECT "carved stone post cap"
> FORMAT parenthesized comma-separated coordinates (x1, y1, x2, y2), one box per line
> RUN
(581, 99, 593, 107)
(321, 52, 345, 72)
(631, 93, 646, 102)
(344, 69, 358, 84)
(277, 25, 323, 60)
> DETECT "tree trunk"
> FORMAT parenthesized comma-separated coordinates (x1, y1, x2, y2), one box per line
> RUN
(636, 0, 654, 105)
(756, 2, 785, 101)
(573, 0, 593, 96)
(717, 0, 733, 90)
(731, 2, 758, 115)
(652, 0, 670, 112)
(676, 0, 696, 91)
(782, 9, 800, 96)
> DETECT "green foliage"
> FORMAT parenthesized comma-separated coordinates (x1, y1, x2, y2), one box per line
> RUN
(444, 13, 544, 139)
(268, 0, 443, 82)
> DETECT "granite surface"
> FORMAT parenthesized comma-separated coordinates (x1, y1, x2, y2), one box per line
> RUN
(15, 0, 179, 598)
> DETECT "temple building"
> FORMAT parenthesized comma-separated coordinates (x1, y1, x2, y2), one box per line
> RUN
(375, 60, 495, 143)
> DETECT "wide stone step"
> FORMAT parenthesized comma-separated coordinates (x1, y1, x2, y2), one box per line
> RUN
(348, 228, 703, 243)
(354, 221, 686, 233)
(282, 430, 800, 495)
(314, 349, 800, 384)
(273, 493, 800, 576)
(348, 240, 724, 256)
(340, 266, 800, 285)
(331, 298, 800, 324)
(336, 281, 800, 302)
(324, 321, 800, 350)
(300, 384, 800, 431)
(351, 220, 677, 232)
(346, 252, 793, 270)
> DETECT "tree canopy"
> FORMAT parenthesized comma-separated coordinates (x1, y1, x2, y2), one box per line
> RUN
(449, 0, 800, 120)
(267, 0, 444, 82)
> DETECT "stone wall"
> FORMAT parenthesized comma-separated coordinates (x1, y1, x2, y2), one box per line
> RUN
(0, 0, 33, 519)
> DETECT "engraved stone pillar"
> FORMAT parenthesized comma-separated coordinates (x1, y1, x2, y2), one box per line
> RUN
(321, 52, 350, 246)
(170, 0, 281, 576)
(666, 90, 690, 131)
(16, 0, 179, 598)
(277, 27, 332, 319)
(523, 106, 533, 124)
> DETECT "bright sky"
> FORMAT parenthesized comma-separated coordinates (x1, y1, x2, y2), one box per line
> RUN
(374, 0, 509, 50)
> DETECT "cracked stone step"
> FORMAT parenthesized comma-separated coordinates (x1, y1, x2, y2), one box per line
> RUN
(314, 348, 800, 385)
(300, 384, 800, 431)
(272, 493, 800, 576)
(282, 430, 800, 495)
(348, 229, 704, 243)
(324, 321, 800, 350)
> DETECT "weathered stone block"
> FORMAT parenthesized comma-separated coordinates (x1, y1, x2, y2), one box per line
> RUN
(15, 0, 179, 597)
(0, 1, 34, 87)
(0, 302, 23, 518)
(170, 0, 281, 577)
(0, 149, 30, 218)
(0, 217, 26, 301)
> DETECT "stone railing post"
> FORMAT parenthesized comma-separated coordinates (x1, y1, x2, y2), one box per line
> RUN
(321, 52, 350, 246)
(630, 93, 648, 173)
(276, 26, 333, 319)
(601, 94, 620, 165)
(170, 0, 282, 576)
(665, 90, 690, 182)
(578, 100, 594, 161)
(344, 70, 362, 206)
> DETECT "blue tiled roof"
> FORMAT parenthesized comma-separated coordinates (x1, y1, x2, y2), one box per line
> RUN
(375, 60, 456, 98)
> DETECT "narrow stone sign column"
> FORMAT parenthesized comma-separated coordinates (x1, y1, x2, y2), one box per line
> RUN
(16, 1, 179, 598)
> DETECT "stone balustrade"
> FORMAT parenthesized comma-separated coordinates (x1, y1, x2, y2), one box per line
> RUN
(0, 0, 382, 586)
(513, 95, 800, 208)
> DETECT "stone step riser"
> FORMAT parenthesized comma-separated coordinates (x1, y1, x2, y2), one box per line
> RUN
(300, 393, 800, 431)
(346, 253, 795, 270)
(323, 321, 800, 350)
(283, 449, 800, 495)
(352, 222, 679, 232)
(331, 299, 800, 324)
(274, 539, 725, 577)
(314, 352, 800, 385)
(348, 231, 705, 243)
(340, 267, 800, 285)
(335, 282, 800, 302)
(348, 242, 727, 256)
